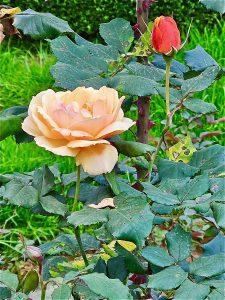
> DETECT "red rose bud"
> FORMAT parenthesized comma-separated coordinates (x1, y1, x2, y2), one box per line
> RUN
(151, 16, 181, 55)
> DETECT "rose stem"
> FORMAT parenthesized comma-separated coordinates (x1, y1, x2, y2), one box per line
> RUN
(148, 56, 172, 181)
(40, 277, 47, 300)
(72, 164, 89, 267)
(136, 0, 150, 179)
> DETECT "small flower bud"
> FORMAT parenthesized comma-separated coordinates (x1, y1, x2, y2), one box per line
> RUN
(26, 246, 43, 262)
(152, 16, 181, 55)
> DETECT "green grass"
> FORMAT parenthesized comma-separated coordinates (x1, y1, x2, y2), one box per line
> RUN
(0, 40, 55, 109)
(0, 22, 225, 258)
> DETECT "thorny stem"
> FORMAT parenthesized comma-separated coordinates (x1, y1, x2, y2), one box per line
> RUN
(72, 163, 89, 267)
(148, 56, 172, 180)
(136, 0, 150, 179)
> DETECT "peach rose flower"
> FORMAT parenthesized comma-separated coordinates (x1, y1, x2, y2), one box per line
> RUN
(0, 24, 5, 43)
(22, 86, 134, 175)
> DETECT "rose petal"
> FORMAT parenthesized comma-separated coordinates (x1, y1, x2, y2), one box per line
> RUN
(31, 113, 61, 139)
(96, 86, 119, 114)
(22, 116, 41, 137)
(35, 136, 79, 157)
(88, 198, 115, 209)
(54, 128, 93, 140)
(76, 144, 118, 175)
(67, 139, 109, 148)
(71, 115, 113, 136)
(95, 118, 135, 139)
(70, 87, 95, 107)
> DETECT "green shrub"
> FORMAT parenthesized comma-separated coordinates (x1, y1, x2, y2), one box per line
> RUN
(5, 0, 221, 38)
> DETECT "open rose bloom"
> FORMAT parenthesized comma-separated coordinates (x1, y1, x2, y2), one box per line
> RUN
(22, 87, 134, 175)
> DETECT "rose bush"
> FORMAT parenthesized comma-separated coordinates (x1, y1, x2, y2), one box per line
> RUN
(1, 2, 225, 299)
(22, 87, 134, 175)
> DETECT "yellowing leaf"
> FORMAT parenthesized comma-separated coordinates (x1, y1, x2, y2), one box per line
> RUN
(100, 253, 111, 261)
(166, 136, 196, 163)
(72, 259, 86, 270)
(0, 7, 21, 18)
(108, 240, 137, 252)
(88, 198, 115, 209)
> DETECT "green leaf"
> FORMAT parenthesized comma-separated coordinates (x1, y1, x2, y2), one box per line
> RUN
(211, 203, 225, 230)
(201, 279, 225, 289)
(93, 258, 107, 274)
(80, 273, 132, 300)
(107, 256, 128, 281)
(58, 233, 100, 254)
(51, 36, 107, 73)
(166, 225, 192, 261)
(99, 18, 133, 53)
(174, 279, 210, 300)
(110, 72, 160, 96)
(74, 283, 100, 300)
(184, 98, 217, 114)
(0, 115, 22, 141)
(208, 288, 225, 300)
(40, 195, 68, 216)
(177, 174, 209, 201)
(0, 287, 11, 300)
(148, 265, 188, 291)
(52, 284, 71, 300)
(202, 233, 225, 256)
(114, 141, 155, 157)
(41, 233, 99, 256)
(210, 178, 225, 199)
(68, 184, 113, 204)
(0, 270, 18, 292)
(105, 171, 120, 195)
(158, 158, 198, 180)
(51, 62, 108, 90)
(142, 182, 180, 205)
(63, 270, 80, 283)
(125, 62, 166, 82)
(181, 66, 220, 96)
(116, 181, 144, 197)
(142, 246, 175, 267)
(152, 54, 189, 76)
(189, 145, 225, 174)
(200, 0, 225, 14)
(61, 170, 88, 186)
(4, 180, 39, 208)
(67, 207, 108, 226)
(0, 106, 27, 118)
(157, 86, 183, 103)
(107, 193, 154, 248)
(43, 256, 68, 281)
(185, 45, 219, 71)
(22, 270, 39, 293)
(14, 9, 74, 39)
(115, 243, 146, 274)
(11, 294, 29, 300)
(75, 34, 119, 61)
(32, 165, 54, 196)
(189, 254, 225, 277)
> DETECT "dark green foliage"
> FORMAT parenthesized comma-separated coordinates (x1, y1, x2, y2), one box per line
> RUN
(6, 0, 222, 38)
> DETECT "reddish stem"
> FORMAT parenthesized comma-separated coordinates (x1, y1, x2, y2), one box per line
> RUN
(136, 0, 150, 178)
